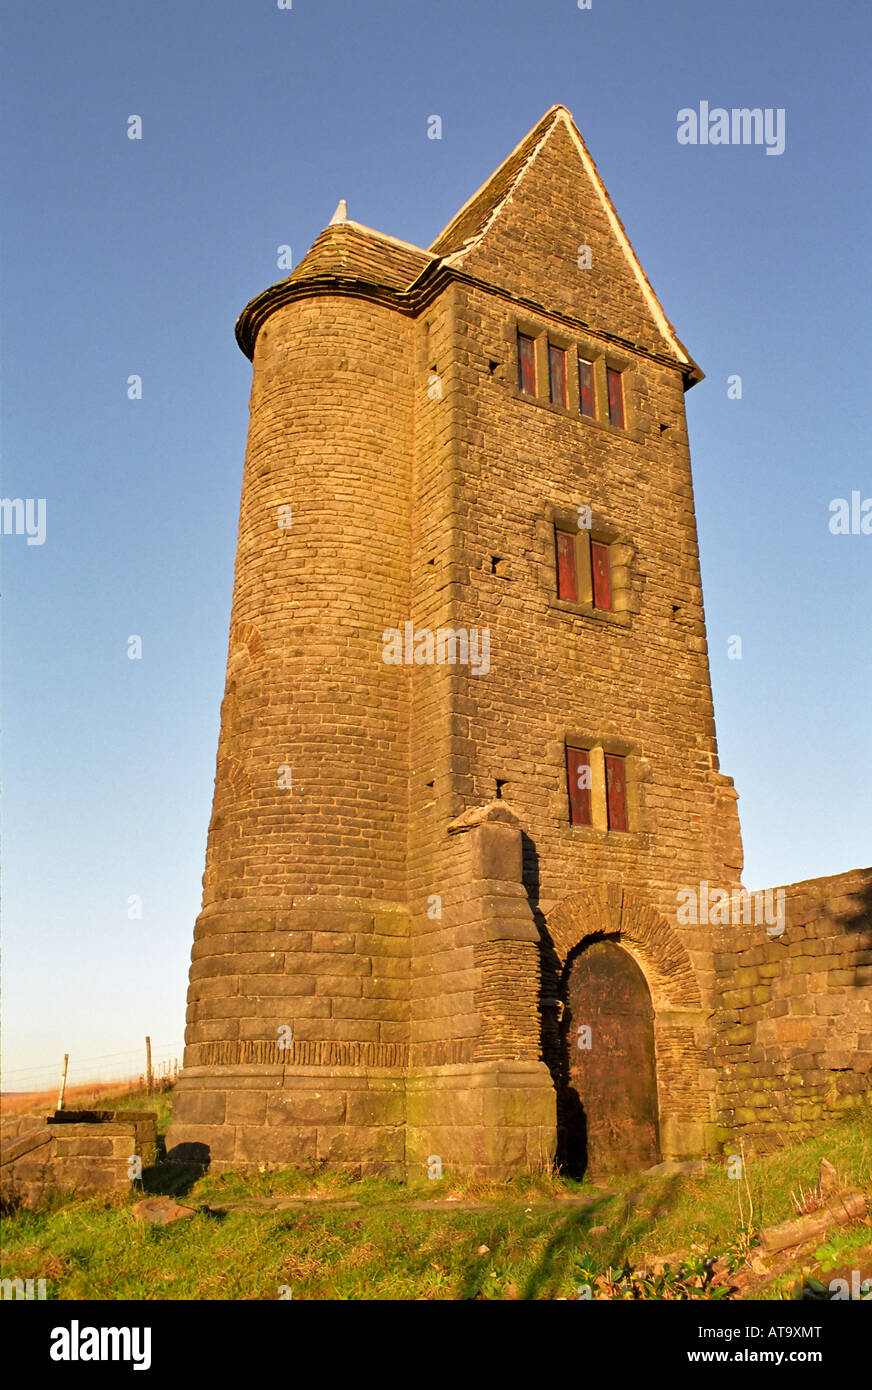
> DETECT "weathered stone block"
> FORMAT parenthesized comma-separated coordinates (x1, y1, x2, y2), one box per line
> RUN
(176, 1092, 226, 1127)
(346, 1092, 405, 1127)
(267, 1092, 347, 1125)
(225, 1092, 268, 1126)
(234, 1125, 318, 1165)
(316, 1125, 404, 1163)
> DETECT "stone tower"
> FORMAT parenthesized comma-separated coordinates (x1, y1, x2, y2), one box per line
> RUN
(167, 106, 744, 1179)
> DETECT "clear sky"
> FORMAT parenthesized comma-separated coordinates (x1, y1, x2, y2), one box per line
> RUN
(2, 0, 869, 1090)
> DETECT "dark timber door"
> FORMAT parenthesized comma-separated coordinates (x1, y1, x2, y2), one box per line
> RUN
(563, 939, 660, 1175)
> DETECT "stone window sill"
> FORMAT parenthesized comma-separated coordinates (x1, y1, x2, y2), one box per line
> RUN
(510, 385, 643, 444)
(548, 595, 632, 627)
(562, 825, 650, 849)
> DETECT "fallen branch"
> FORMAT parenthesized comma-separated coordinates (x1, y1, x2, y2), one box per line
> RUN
(758, 1193, 868, 1254)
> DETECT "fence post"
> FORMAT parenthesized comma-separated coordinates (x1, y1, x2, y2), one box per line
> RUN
(56, 1053, 69, 1112)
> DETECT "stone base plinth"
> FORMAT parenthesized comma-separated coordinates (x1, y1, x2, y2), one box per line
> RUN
(405, 1060, 557, 1180)
(167, 1065, 407, 1179)
(167, 1060, 557, 1181)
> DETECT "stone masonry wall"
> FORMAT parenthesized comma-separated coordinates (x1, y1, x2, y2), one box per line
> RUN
(404, 120, 744, 1098)
(179, 291, 415, 1064)
(169, 288, 417, 1172)
(449, 275, 742, 938)
(202, 292, 414, 909)
(712, 868, 872, 1151)
(1, 1111, 157, 1209)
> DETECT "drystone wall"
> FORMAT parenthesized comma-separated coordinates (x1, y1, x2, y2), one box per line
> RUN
(712, 868, 871, 1150)
(0, 1110, 157, 1209)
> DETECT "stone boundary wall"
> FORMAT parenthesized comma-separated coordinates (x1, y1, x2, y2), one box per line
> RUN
(0, 1112, 46, 1143)
(712, 868, 871, 1151)
(0, 1110, 157, 1209)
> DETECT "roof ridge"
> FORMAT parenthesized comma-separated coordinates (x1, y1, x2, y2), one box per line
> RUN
(428, 105, 567, 255)
(438, 116, 562, 268)
(339, 220, 434, 258)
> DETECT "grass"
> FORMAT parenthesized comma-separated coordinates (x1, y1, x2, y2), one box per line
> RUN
(1, 1081, 175, 1135)
(1, 1077, 177, 1121)
(1, 1090, 869, 1300)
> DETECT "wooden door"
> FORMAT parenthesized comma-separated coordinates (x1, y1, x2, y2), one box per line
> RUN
(563, 939, 659, 1175)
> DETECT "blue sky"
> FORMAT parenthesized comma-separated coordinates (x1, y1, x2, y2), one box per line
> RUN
(2, 0, 869, 1088)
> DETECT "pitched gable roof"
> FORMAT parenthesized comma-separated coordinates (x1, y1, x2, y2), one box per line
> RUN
(430, 105, 697, 373)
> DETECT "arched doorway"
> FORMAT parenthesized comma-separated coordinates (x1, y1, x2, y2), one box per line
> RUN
(560, 938, 660, 1176)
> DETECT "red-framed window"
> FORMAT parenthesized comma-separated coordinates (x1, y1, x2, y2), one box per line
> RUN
(607, 367, 625, 429)
(566, 747, 592, 826)
(605, 753, 629, 831)
(518, 333, 536, 395)
(548, 344, 567, 407)
(590, 540, 612, 611)
(555, 529, 578, 601)
(578, 358, 596, 418)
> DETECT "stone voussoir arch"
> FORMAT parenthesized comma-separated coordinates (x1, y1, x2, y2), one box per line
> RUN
(547, 886, 701, 1011)
(547, 886, 713, 1159)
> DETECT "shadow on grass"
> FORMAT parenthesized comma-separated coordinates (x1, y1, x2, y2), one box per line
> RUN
(142, 1152, 208, 1199)
(519, 1175, 684, 1300)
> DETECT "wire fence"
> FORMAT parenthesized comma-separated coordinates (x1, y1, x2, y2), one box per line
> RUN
(1, 1042, 185, 1096)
